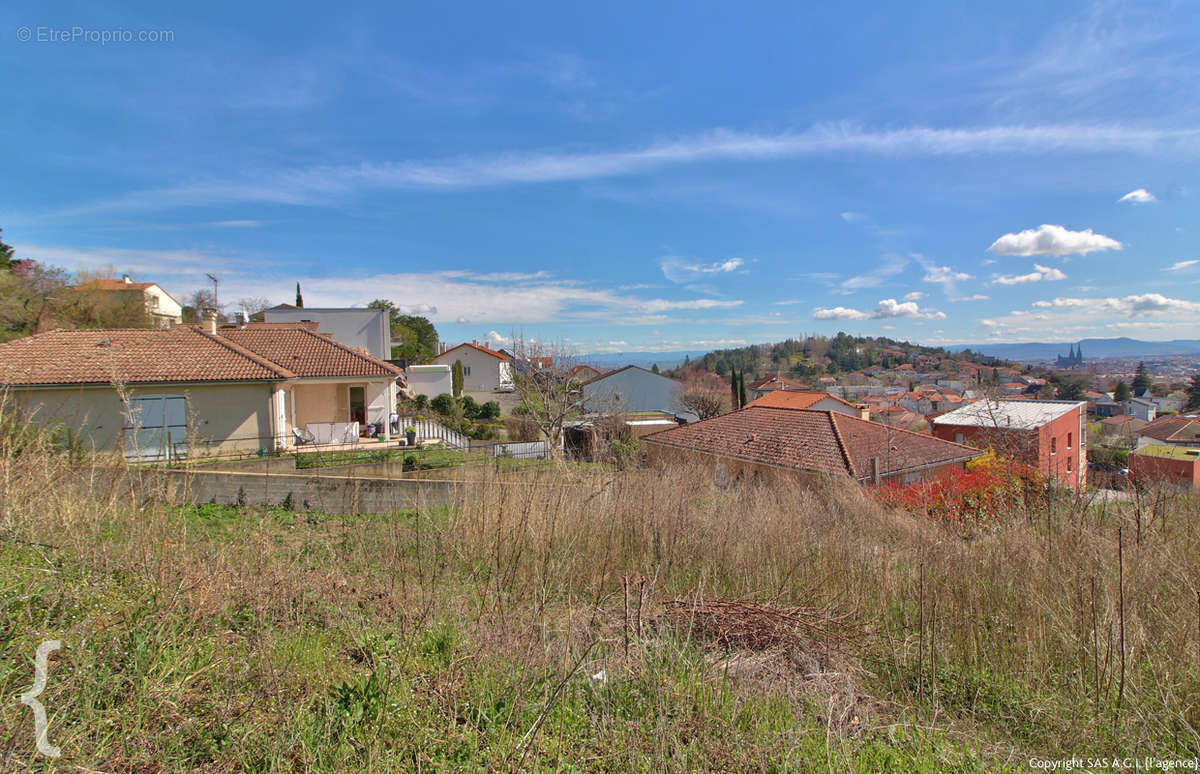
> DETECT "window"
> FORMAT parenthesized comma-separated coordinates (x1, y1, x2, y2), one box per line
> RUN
(123, 394, 188, 461)
(1067, 456, 1073, 472)
(463, 366, 471, 377)
(1067, 432, 1073, 449)
(1050, 437, 1057, 455)
(954, 432, 965, 444)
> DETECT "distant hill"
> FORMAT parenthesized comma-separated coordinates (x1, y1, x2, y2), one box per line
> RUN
(968, 338, 1200, 361)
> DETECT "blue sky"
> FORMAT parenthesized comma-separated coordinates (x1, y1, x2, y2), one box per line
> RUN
(3, 0, 1200, 353)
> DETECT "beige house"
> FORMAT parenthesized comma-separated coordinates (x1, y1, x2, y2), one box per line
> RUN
(0, 320, 401, 460)
(83, 275, 183, 327)
(432, 342, 513, 392)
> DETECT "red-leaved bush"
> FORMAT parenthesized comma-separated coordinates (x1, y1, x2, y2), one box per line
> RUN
(873, 455, 1045, 534)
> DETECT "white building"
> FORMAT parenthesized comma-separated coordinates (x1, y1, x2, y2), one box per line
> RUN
(432, 342, 514, 392)
(264, 307, 391, 361)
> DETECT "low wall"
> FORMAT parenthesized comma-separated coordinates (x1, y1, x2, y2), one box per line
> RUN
(144, 468, 460, 513)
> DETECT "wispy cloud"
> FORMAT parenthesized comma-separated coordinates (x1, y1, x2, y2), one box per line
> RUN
(913, 255, 972, 296)
(981, 293, 1200, 338)
(660, 256, 745, 284)
(839, 254, 909, 293)
(28, 123, 1200, 218)
(988, 224, 1123, 257)
(1167, 259, 1198, 271)
(991, 264, 1068, 285)
(1118, 188, 1156, 203)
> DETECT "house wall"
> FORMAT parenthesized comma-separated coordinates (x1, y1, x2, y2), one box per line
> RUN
(1129, 454, 1200, 490)
(264, 308, 391, 360)
(583, 368, 688, 418)
(406, 365, 454, 398)
(12, 382, 274, 457)
(432, 347, 506, 391)
(932, 405, 1086, 490)
(293, 383, 342, 430)
(144, 285, 182, 325)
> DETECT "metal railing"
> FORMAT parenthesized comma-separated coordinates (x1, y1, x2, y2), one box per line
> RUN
(393, 415, 470, 451)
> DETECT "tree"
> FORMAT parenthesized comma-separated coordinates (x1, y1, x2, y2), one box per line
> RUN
(1187, 373, 1200, 411)
(295, 283, 304, 308)
(1056, 380, 1085, 401)
(236, 297, 273, 318)
(452, 360, 464, 398)
(738, 371, 747, 409)
(0, 228, 13, 269)
(368, 299, 439, 363)
(509, 337, 585, 456)
(1131, 362, 1150, 395)
(1113, 381, 1132, 403)
(679, 388, 729, 419)
(651, 363, 660, 374)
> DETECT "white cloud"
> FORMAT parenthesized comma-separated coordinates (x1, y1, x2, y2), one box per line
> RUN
(872, 298, 947, 320)
(813, 298, 945, 321)
(902, 291, 925, 301)
(813, 306, 870, 321)
(992, 264, 1068, 285)
(952, 294, 990, 302)
(485, 331, 509, 347)
(983, 293, 1200, 338)
(660, 256, 745, 284)
(1167, 259, 1198, 271)
(987, 224, 1123, 256)
(840, 211, 865, 223)
(1118, 188, 1156, 203)
(914, 256, 972, 296)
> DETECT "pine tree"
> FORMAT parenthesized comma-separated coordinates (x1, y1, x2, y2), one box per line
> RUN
(1187, 373, 1200, 411)
(295, 282, 304, 308)
(1131, 362, 1150, 395)
(651, 363, 660, 374)
(1113, 381, 1132, 403)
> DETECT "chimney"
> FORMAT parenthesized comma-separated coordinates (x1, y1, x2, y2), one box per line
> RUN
(858, 404, 870, 421)
(121, 274, 132, 284)
(204, 309, 218, 335)
(870, 456, 881, 484)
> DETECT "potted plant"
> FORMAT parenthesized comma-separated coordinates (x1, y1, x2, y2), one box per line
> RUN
(404, 425, 417, 445)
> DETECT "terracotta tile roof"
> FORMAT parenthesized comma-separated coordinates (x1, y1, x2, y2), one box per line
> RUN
(435, 342, 509, 361)
(1139, 415, 1200, 444)
(642, 406, 979, 481)
(0, 324, 402, 386)
(746, 390, 859, 411)
(0, 327, 292, 385)
(219, 327, 401, 378)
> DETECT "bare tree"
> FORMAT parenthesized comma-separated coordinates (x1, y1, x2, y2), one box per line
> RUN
(508, 337, 586, 456)
(678, 388, 729, 419)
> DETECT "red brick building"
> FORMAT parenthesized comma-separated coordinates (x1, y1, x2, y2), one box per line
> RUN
(931, 399, 1087, 490)
(1129, 445, 1200, 490)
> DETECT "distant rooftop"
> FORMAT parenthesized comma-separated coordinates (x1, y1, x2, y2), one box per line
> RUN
(1133, 444, 1200, 461)
(931, 399, 1084, 430)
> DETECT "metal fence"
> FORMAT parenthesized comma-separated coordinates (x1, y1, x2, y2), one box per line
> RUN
(487, 440, 550, 460)
(393, 415, 470, 451)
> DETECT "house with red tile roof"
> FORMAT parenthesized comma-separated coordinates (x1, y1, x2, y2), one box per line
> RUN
(432, 341, 514, 392)
(749, 374, 811, 399)
(745, 389, 866, 418)
(641, 405, 980, 486)
(78, 275, 183, 327)
(0, 319, 402, 459)
(1136, 415, 1200, 450)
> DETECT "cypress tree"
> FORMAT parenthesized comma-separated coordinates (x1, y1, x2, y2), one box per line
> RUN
(738, 371, 747, 409)
(295, 282, 304, 308)
(452, 360, 464, 398)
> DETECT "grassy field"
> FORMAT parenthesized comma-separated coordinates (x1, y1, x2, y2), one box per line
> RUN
(2, 417, 1200, 770)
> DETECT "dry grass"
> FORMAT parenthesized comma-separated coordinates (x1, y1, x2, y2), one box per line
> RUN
(2, 402, 1199, 770)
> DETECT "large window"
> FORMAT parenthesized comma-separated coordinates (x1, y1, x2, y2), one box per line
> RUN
(1051, 437, 1057, 455)
(123, 394, 188, 461)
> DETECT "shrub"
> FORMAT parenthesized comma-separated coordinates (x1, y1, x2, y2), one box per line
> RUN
(460, 395, 479, 418)
(873, 456, 1044, 533)
(478, 400, 501, 420)
(430, 393, 455, 415)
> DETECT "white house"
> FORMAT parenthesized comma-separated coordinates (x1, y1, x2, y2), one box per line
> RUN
(1123, 397, 1157, 422)
(85, 275, 183, 327)
(263, 306, 392, 361)
(432, 342, 514, 392)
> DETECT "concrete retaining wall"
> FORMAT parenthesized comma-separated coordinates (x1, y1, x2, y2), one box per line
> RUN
(145, 468, 460, 513)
